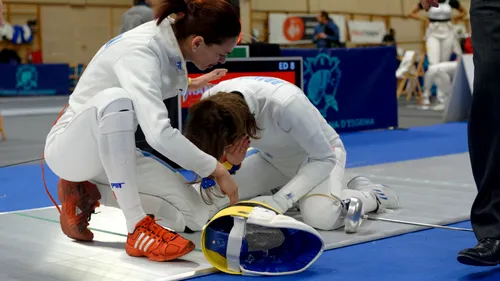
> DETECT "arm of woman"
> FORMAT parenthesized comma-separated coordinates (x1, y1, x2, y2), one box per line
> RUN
(114, 47, 218, 177)
(187, 68, 228, 92)
(114, 47, 239, 203)
(452, 1, 468, 22)
(408, 3, 429, 23)
(269, 94, 340, 212)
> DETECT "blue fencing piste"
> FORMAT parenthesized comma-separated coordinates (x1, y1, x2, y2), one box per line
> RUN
(281, 46, 398, 133)
(0, 64, 70, 96)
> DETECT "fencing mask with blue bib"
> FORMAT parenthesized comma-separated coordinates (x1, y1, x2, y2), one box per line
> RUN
(201, 201, 324, 276)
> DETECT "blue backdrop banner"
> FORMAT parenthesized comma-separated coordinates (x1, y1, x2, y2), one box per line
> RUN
(281, 46, 398, 133)
(0, 64, 70, 96)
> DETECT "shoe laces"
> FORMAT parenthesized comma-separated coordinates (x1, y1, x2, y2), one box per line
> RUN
(75, 183, 98, 232)
(141, 215, 180, 242)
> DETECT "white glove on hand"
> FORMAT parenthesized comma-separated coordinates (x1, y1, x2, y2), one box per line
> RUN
(251, 195, 291, 214)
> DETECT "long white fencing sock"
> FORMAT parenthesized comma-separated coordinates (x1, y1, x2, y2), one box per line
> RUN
(98, 99, 146, 233)
(346, 176, 400, 212)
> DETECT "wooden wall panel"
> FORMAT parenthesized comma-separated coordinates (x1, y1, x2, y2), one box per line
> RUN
(7, 4, 37, 25)
(240, 0, 252, 40)
(111, 7, 129, 37)
(315, 0, 403, 15)
(402, 0, 418, 16)
(353, 15, 370, 21)
(40, 5, 74, 62)
(71, 7, 110, 63)
(7, 0, 131, 4)
(41, 5, 124, 63)
(390, 17, 423, 44)
(252, 0, 307, 12)
(86, 0, 132, 6)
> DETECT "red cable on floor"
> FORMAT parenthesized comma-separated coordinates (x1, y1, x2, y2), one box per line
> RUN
(41, 103, 68, 214)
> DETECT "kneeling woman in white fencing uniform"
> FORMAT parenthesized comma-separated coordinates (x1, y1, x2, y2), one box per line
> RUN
(423, 60, 458, 111)
(43, 0, 241, 262)
(184, 76, 400, 231)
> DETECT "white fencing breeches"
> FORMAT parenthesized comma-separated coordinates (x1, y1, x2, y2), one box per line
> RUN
(425, 22, 457, 65)
(424, 61, 458, 104)
(91, 152, 210, 232)
(210, 148, 376, 231)
(44, 89, 134, 182)
(44, 88, 206, 233)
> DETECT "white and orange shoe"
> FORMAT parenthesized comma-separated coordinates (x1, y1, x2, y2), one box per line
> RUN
(58, 179, 101, 241)
(126, 215, 195, 261)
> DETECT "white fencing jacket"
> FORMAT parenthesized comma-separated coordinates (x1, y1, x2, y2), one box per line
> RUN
(203, 76, 346, 203)
(68, 19, 217, 178)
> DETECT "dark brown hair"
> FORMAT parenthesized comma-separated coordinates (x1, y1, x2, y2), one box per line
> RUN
(154, 0, 241, 45)
(184, 91, 260, 161)
(184, 91, 260, 205)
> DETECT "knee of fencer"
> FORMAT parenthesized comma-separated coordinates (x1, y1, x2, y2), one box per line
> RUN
(299, 195, 343, 231)
(101, 94, 134, 116)
(347, 176, 373, 190)
(98, 97, 136, 134)
(95, 87, 134, 116)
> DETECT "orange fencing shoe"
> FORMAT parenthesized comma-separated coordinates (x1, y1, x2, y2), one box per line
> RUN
(126, 215, 195, 262)
(58, 179, 101, 241)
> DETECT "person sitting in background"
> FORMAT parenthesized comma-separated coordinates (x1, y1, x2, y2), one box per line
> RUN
(313, 11, 340, 48)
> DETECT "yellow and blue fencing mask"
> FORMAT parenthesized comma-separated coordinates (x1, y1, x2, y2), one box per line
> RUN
(201, 201, 324, 276)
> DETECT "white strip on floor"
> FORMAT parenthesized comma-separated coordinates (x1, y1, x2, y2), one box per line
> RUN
(0, 153, 477, 281)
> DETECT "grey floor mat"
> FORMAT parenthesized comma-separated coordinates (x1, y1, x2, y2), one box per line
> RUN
(185, 153, 477, 250)
(318, 153, 476, 249)
(0, 153, 476, 280)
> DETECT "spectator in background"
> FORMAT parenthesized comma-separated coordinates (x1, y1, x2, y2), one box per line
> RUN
(313, 11, 340, 48)
(383, 28, 397, 46)
(120, 0, 154, 34)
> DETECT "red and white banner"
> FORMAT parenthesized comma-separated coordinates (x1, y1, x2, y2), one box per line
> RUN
(347, 20, 386, 44)
(268, 13, 346, 45)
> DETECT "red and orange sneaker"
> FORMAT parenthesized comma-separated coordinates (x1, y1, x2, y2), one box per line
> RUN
(57, 179, 101, 241)
(126, 215, 195, 261)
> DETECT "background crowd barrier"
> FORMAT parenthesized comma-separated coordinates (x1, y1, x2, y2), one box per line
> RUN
(0, 46, 399, 133)
(444, 54, 474, 123)
(281, 46, 399, 132)
(0, 63, 69, 95)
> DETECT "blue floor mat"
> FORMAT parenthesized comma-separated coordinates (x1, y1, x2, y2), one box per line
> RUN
(341, 122, 468, 168)
(0, 163, 60, 213)
(192, 221, 500, 281)
(0, 122, 469, 213)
